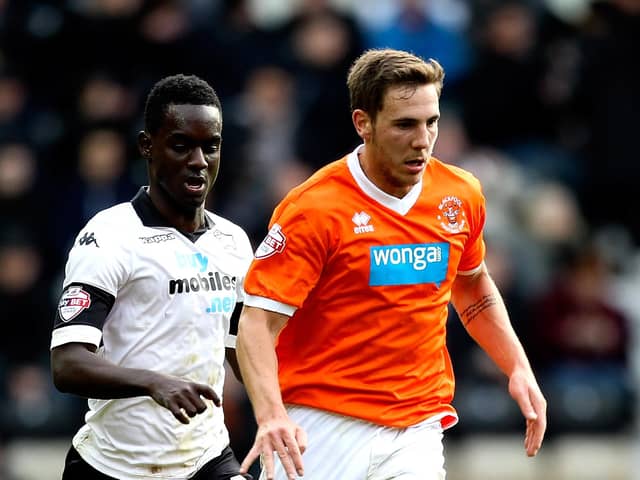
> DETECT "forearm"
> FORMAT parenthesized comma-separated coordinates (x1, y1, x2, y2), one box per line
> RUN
(451, 265, 533, 378)
(236, 306, 288, 423)
(51, 344, 164, 399)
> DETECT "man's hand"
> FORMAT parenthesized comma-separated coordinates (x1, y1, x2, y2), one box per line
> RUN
(508, 368, 547, 457)
(149, 376, 220, 424)
(239, 415, 307, 480)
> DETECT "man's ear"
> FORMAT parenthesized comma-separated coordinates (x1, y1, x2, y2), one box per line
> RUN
(352, 109, 372, 142)
(137, 131, 152, 160)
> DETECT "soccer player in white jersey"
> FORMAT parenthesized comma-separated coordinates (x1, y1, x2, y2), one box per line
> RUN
(50, 74, 254, 480)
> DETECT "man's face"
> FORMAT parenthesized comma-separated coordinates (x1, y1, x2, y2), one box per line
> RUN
(146, 104, 222, 213)
(356, 83, 440, 198)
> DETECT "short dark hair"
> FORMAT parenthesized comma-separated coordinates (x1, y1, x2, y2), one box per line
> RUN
(347, 49, 444, 123)
(143, 74, 222, 134)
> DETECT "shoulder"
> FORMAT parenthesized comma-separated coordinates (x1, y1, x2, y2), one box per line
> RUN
(429, 158, 482, 190)
(428, 158, 484, 204)
(73, 203, 139, 247)
(86, 202, 139, 229)
(281, 158, 351, 209)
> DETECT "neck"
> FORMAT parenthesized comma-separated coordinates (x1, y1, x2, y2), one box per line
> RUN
(147, 187, 205, 233)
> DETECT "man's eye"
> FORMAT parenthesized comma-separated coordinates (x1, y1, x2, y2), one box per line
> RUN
(172, 144, 188, 152)
(203, 145, 220, 154)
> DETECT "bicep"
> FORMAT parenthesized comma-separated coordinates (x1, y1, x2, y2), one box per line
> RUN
(239, 305, 290, 340)
(50, 342, 98, 391)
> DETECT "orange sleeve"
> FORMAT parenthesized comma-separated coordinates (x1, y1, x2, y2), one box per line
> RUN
(458, 176, 486, 273)
(245, 199, 329, 309)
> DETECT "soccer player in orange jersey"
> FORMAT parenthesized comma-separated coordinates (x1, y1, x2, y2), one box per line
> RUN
(236, 48, 547, 480)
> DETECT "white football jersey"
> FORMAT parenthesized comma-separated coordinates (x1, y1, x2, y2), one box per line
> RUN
(51, 189, 254, 479)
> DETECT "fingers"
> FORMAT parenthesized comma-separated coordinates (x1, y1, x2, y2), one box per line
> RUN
(258, 443, 303, 480)
(524, 416, 545, 456)
(295, 426, 308, 455)
(524, 393, 547, 457)
(239, 445, 263, 477)
(167, 384, 221, 424)
(285, 432, 305, 476)
(197, 384, 221, 407)
(239, 423, 306, 480)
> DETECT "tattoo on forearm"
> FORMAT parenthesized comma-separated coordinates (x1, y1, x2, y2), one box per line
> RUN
(460, 294, 497, 326)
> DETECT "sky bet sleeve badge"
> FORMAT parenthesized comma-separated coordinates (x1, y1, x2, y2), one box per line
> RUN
(58, 286, 92, 322)
(255, 223, 287, 259)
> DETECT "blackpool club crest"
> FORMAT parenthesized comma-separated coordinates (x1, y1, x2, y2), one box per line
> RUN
(437, 195, 466, 233)
(58, 286, 92, 322)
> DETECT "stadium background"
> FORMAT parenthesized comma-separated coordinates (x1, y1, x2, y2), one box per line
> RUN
(1, 0, 639, 478)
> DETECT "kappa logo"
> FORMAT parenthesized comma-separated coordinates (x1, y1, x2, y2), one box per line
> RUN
(352, 211, 374, 234)
(78, 231, 99, 247)
(255, 223, 286, 259)
(58, 286, 92, 322)
(139, 233, 176, 244)
(437, 196, 466, 233)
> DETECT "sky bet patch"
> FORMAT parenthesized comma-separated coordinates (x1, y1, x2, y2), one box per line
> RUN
(369, 243, 449, 287)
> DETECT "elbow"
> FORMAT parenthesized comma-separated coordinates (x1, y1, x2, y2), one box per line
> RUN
(51, 365, 71, 393)
(50, 347, 82, 393)
(51, 358, 72, 393)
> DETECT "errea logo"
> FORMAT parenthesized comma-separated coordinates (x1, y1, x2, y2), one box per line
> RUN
(352, 211, 374, 234)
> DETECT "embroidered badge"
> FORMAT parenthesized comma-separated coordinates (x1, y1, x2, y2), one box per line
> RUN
(437, 196, 466, 233)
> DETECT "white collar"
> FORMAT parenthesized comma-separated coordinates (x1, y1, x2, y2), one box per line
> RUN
(346, 144, 422, 216)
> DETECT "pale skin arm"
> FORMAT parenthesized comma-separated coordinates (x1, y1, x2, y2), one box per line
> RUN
(236, 305, 307, 480)
(450, 262, 547, 457)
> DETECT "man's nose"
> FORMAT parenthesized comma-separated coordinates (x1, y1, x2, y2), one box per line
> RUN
(189, 147, 208, 168)
(412, 124, 430, 150)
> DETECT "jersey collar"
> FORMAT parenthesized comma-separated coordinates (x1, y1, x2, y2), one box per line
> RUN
(131, 187, 212, 241)
(346, 145, 422, 216)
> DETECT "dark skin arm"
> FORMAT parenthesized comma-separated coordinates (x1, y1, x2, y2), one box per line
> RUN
(50, 342, 220, 424)
(225, 347, 243, 383)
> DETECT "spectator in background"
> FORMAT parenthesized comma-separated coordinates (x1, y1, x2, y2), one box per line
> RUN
(526, 241, 635, 434)
(273, 0, 363, 169)
(191, 0, 281, 100)
(573, 0, 640, 245)
(50, 127, 138, 258)
(460, 1, 552, 149)
(359, 0, 473, 90)
(0, 225, 82, 440)
(219, 65, 310, 245)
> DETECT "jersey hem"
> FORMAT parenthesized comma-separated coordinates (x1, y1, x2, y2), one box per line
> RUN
(244, 294, 296, 316)
(50, 324, 102, 349)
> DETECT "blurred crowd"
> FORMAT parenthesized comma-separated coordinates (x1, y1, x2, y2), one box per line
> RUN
(1, 0, 640, 471)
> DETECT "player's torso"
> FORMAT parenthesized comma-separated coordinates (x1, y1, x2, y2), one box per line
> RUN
(102, 217, 246, 382)
(289, 165, 475, 351)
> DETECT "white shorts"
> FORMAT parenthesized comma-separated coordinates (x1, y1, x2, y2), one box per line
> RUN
(260, 405, 446, 480)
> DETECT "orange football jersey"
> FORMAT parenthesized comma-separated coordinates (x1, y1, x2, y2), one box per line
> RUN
(244, 147, 486, 428)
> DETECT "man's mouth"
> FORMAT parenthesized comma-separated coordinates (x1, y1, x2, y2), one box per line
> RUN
(185, 176, 206, 192)
(405, 157, 426, 172)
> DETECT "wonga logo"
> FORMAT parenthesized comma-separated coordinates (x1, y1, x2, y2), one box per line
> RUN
(370, 243, 449, 287)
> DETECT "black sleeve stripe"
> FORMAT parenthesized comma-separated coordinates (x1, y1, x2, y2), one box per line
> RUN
(229, 302, 243, 336)
(53, 283, 116, 331)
